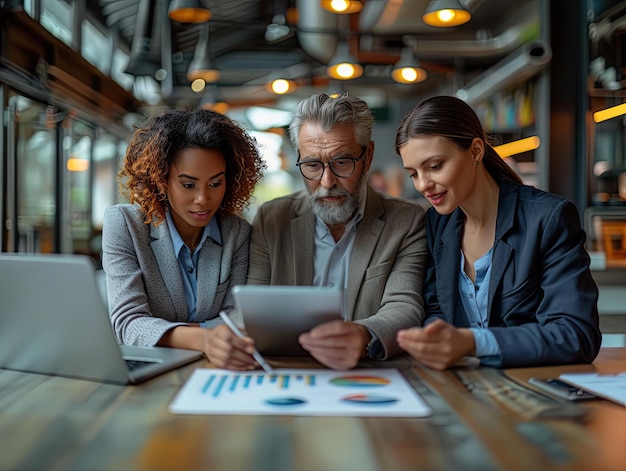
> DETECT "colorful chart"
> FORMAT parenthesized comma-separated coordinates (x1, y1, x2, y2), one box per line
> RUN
(200, 373, 316, 398)
(329, 375, 391, 388)
(265, 397, 307, 407)
(169, 368, 432, 417)
(341, 394, 399, 405)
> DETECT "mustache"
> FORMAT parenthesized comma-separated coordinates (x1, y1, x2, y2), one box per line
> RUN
(311, 186, 351, 200)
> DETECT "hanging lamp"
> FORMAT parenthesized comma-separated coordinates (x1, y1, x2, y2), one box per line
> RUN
(391, 47, 427, 84)
(187, 23, 220, 83)
(327, 41, 363, 80)
(320, 0, 363, 14)
(422, 0, 471, 27)
(168, 0, 212, 23)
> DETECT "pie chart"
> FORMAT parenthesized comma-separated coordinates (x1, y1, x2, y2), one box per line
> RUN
(329, 375, 391, 388)
(341, 394, 399, 405)
(264, 397, 307, 406)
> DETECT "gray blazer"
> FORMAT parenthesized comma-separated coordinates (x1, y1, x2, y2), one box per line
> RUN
(102, 204, 250, 347)
(247, 185, 428, 358)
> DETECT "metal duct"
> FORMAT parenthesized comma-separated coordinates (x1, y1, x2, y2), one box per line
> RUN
(455, 39, 552, 105)
(296, 0, 338, 64)
(297, 0, 538, 65)
(415, 13, 538, 58)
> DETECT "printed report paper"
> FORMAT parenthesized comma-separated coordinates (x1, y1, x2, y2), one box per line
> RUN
(169, 368, 432, 417)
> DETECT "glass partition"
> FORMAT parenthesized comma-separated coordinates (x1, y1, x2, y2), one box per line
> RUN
(8, 93, 58, 253)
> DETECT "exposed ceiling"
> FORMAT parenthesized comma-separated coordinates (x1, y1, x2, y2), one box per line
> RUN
(88, 0, 546, 110)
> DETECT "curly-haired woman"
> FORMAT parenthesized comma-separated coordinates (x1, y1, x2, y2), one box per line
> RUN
(102, 108, 265, 370)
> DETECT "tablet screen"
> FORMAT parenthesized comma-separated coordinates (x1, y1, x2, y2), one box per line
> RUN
(232, 285, 344, 356)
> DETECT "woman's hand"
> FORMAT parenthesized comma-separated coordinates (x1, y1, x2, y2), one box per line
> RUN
(397, 319, 476, 370)
(201, 323, 259, 370)
(159, 324, 258, 370)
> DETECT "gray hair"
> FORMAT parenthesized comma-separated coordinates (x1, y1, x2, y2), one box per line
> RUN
(288, 92, 374, 151)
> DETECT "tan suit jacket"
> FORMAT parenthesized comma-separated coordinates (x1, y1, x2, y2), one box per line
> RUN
(247, 185, 427, 358)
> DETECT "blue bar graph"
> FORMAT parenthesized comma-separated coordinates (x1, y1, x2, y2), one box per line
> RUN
(200, 373, 316, 398)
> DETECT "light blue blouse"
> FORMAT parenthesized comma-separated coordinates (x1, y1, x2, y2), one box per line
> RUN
(165, 211, 222, 324)
(458, 247, 502, 366)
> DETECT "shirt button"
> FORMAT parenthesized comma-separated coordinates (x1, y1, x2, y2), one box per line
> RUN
(469, 294, 474, 299)
(187, 268, 194, 274)
(329, 282, 335, 287)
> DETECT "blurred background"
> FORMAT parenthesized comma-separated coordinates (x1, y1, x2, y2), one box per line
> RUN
(0, 0, 625, 273)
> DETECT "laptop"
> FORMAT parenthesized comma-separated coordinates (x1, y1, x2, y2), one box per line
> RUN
(0, 254, 202, 385)
(232, 284, 344, 356)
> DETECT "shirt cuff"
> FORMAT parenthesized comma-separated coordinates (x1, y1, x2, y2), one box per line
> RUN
(469, 327, 502, 367)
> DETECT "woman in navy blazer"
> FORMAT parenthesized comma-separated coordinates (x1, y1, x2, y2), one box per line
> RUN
(394, 96, 601, 369)
(102, 108, 265, 370)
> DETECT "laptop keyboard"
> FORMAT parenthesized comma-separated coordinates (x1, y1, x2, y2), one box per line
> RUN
(125, 359, 156, 371)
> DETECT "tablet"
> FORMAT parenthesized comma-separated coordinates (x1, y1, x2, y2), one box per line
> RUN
(232, 285, 344, 356)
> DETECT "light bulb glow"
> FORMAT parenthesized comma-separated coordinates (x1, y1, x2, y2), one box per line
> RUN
(321, 0, 362, 14)
(422, 4, 471, 27)
(271, 79, 292, 94)
(401, 68, 418, 82)
(67, 158, 89, 172)
(391, 67, 427, 84)
(336, 63, 355, 78)
(331, 0, 349, 12)
(191, 79, 206, 92)
(437, 9, 455, 22)
(327, 58, 363, 80)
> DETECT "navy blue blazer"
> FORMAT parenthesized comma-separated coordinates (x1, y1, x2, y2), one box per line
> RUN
(423, 178, 601, 368)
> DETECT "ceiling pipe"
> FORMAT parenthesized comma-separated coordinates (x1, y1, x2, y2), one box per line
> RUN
(296, 0, 338, 63)
(298, 0, 539, 64)
(415, 2, 539, 59)
(455, 39, 552, 105)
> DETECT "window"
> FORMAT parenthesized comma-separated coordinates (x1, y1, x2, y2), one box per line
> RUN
(40, 0, 73, 46)
(82, 20, 112, 74)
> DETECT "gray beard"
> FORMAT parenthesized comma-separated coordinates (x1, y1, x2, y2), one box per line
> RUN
(308, 171, 365, 225)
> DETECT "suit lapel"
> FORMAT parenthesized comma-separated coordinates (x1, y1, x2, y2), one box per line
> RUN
(196, 239, 222, 316)
(291, 209, 315, 285)
(346, 190, 384, 319)
(150, 221, 188, 322)
(435, 209, 463, 321)
(487, 181, 517, 322)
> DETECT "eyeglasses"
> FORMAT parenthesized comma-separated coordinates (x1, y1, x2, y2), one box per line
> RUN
(296, 147, 366, 181)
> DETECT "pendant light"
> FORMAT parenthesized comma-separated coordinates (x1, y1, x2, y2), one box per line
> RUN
(187, 23, 220, 83)
(268, 78, 297, 95)
(391, 47, 427, 84)
(125, 0, 160, 76)
(320, 0, 363, 14)
(422, 0, 471, 27)
(327, 41, 362, 80)
(168, 0, 212, 23)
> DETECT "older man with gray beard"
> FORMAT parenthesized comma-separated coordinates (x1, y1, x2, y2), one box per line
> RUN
(246, 92, 427, 370)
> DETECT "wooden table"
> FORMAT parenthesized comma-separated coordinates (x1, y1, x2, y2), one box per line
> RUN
(1, 349, 624, 471)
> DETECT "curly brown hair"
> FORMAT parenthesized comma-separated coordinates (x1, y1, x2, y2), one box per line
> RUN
(118, 108, 266, 225)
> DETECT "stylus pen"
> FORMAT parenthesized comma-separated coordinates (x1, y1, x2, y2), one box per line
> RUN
(218, 311, 275, 375)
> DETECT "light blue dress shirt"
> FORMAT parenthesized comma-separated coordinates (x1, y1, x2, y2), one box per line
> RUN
(165, 211, 222, 324)
(311, 185, 382, 357)
(312, 184, 366, 292)
(457, 247, 502, 366)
